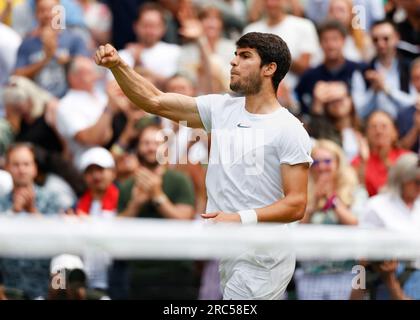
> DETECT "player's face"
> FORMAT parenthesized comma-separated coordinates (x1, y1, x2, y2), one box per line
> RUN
(229, 47, 263, 95)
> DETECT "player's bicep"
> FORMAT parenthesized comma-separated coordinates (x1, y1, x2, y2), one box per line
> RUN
(157, 93, 205, 129)
(280, 163, 310, 199)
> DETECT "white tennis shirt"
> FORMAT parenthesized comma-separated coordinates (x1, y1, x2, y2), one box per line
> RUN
(196, 94, 313, 299)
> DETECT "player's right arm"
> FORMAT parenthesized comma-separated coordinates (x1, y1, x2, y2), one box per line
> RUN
(94, 44, 204, 128)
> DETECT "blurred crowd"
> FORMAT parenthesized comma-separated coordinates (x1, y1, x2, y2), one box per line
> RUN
(0, 0, 419, 300)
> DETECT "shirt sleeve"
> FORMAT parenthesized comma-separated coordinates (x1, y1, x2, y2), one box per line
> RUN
(195, 94, 220, 133)
(276, 121, 313, 166)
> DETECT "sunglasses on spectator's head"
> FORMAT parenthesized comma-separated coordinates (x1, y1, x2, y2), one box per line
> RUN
(373, 36, 390, 43)
(312, 158, 333, 167)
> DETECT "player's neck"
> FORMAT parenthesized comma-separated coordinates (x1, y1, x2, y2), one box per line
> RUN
(245, 89, 281, 114)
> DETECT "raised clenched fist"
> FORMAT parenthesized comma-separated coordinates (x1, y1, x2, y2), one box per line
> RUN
(94, 44, 121, 69)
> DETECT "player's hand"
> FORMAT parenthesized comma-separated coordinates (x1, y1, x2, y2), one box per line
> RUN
(95, 44, 121, 69)
(201, 211, 241, 223)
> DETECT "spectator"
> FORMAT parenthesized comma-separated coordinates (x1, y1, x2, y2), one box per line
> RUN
(13, 0, 90, 98)
(352, 110, 410, 196)
(11, 0, 88, 40)
(2, 78, 62, 153)
(308, 81, 366, 161)
(75, 147, 118, 217)
(56, 56, 119, 167)
(296, 139, 366, 300)
(304, 0, 385, 30)
(117, 124, 197, 299)
(73, 147, 117, 293)
(77, 0, 112, 48)
(359, 153, 420, 300)
(178, 6, 236, 94)
(102, 0, 147, 50)
(0, 143, 64, 299)
(354, 20, 416, 119)
(163, 74, 208, 214)
(395, 0, 420, 62)
(47, 254, 110, 300)
(295, 20, 363, 116)
(118, 2, 181, 89)
(0, 169, 13, 197)
(327, 0, 374, 62)
(0, 22, 21, 87)
(243, 0, 320, 90)
(397, 58, 420, 154)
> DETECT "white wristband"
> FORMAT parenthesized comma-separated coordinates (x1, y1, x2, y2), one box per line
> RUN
(238, 209, 258, 224)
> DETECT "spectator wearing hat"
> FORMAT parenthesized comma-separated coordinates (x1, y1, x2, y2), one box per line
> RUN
(75, 147, 118, 217)
(47, 254, 110, 300)
(72, 147, 118, 293)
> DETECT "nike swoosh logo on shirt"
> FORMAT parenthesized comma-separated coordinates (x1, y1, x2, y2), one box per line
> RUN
(237, 123, 251, 128)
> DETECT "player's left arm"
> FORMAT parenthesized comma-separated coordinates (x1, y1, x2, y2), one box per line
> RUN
(201, 163, 310, 223)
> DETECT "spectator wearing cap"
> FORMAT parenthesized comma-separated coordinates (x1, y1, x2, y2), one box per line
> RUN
(353, 20, 416, 119)
(0, 143, 65, 299)
(295, 20, 364, 116)
(13, 0, 89, 98)
(47, 254, 110, 300)
(56, 56, 121, 168)
(356, 153, 420, 300)
(71, 147, 118, 294)
(75, 147, 118, 217)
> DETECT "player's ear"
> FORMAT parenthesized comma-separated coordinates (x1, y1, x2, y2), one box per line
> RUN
(263, 62, 277, 77)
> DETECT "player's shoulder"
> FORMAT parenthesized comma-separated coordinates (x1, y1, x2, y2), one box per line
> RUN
(196, 93, 244, 109)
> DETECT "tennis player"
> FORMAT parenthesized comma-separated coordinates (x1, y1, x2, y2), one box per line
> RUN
(95, 32, 313, 299)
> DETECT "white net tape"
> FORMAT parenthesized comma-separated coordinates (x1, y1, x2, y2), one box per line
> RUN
(0, 216, 419, 261)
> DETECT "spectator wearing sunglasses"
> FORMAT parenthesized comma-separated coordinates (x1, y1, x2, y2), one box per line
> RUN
(296, 139, 368, 300)
(353, 20, 416, 119)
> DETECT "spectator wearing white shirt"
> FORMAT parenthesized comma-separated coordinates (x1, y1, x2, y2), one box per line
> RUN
(353, 20, 416, 119)
(117, 2, 180, 89)
(243, 0, 320, 90)
(357, 153, 420, 300)
(56, 56, 119, 168)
